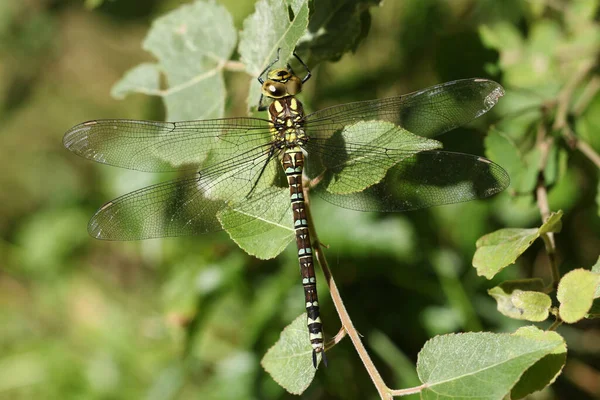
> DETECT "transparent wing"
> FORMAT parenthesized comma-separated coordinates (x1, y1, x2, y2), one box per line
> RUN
(88, 148, 288, 240)
(63, 118, 272, 172)
(305, 79, 504, 141)
(307, 149, 509, 212)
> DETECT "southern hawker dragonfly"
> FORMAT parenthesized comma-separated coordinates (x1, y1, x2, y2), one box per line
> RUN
(63, 52, 509, 367)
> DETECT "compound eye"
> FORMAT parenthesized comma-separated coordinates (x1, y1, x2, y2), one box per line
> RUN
(266, 82, 286, 97)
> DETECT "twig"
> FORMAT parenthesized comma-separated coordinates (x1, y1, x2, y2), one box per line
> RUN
(548, 317, 563, 331)
(390, 384, 428, 397)
(572, 75, 600, 116)
(302, 180, 395, 400)
(551, 60, 600, 169)
(535, 122, 560, 289)
(326, 327, 348, 348)
(576, 139, 600, 169)
(224, 60, 246, 72)
(552, 59, 595, 132)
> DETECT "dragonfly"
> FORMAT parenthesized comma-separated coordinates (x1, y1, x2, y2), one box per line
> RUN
(63, 51, 509, 368)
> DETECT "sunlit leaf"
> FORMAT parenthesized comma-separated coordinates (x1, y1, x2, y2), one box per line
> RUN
(417, 331, 564, 400)
(510, 326, 566, 399)
(557, 268, 600, 323)
(219, 187, 294, 259)
(592, 256, 600, 298)
(479, 22, 523, 52)
(473, 211, 563, 279)
(588, 254, 600, 319)
(488, 279, 551, 321)
(112, 0, 237, 120)
(324, 121, 441, 195)
(111, 63, 161, 99)
(239, 0, 309, 110)
(261, 313, 319, 394)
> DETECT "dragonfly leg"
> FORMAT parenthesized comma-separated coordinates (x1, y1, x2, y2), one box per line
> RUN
(258, 94, 267, 111)
(246, 147, 276, 197)
(258, 48, 281, 84)
(293, 52, 311, 83)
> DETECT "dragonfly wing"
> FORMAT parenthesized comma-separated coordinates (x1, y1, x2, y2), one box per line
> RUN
(89, 148, 286, 240)
(63, 118, 272, 172)
(308, 150, 509, 212)
(305, 79, 504, 140)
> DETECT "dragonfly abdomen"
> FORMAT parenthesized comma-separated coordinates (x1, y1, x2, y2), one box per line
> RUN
(282, 148, 325, 367)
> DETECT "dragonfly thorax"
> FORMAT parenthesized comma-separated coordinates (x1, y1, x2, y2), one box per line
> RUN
(261, 68, 303, 99)
(269, 97, 307, 149)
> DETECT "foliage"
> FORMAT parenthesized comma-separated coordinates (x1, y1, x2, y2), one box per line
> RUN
(1, 1, 600, 400)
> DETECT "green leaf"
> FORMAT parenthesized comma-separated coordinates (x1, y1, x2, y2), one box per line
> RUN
(298, 0, 382, 63)
(598, 179, 600, 217)
(417, 331, 564, 400)
(588, 299, 600, 319)
(218, 187, 294, 260)
(590, 259, 600, 317)
(84, 0, 105, 9)
(112, 0, 237, 120)
(473, 211, 563, 279)
(510, 326, 567, 399)
(484, 128, 540, 194)
(542, 144, 568, 187)
(261, 313, 319, 394)
(592, 256, 600, 298)
(538, 211, 562, 234)
(324, 121, 441, 195)
(479, 22, 523, 52)
(111, 63, 161, 99)
(473, 228, 538, 279)
(557, 268, 600, 323)
(239, 0, 309, 110)
(488, 279, 551, 321)
(576, 93, 600, 162)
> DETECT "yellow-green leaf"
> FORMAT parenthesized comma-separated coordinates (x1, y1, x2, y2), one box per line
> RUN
(219, 187, 294, 260)
(417, 331, 564, 400)
(261, 313, 320, 394)
(488, 279, 551, 322)
(557, 268, 600, 323)
(511, 326, 567, 399)
(473, 211, 563, 279)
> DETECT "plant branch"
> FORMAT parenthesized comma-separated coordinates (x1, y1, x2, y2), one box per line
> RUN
(548, 316, 563, 331)
(303, 181, 398, 400)
(551, 60, 600, 169)
(390, 384, 428, 397)
(572, 74, 600, 116)
(535, 122, 560, 289)
(552, 59, 594, 132)
(576, 138, 600, 169)
(224, 60, 246, 72)
(327, 327, 348, 348)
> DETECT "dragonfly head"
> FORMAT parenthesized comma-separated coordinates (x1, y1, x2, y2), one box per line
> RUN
(261, 68, 302, 99)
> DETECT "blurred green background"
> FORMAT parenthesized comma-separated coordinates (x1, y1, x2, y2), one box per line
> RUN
(1, 0, 599, 399)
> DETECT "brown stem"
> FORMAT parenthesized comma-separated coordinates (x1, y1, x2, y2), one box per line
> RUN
(327, 327, 348, 348)
(535, 118, 560, 289)
(577, 139, 600, 169)
(224, 60, 246, 72)
(390, 384, 429, 397)
(302, 181, 397, 400)
(548, 317, 563, 331)
(552, 59, 595, 132)
(572, 75, 600, 116)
